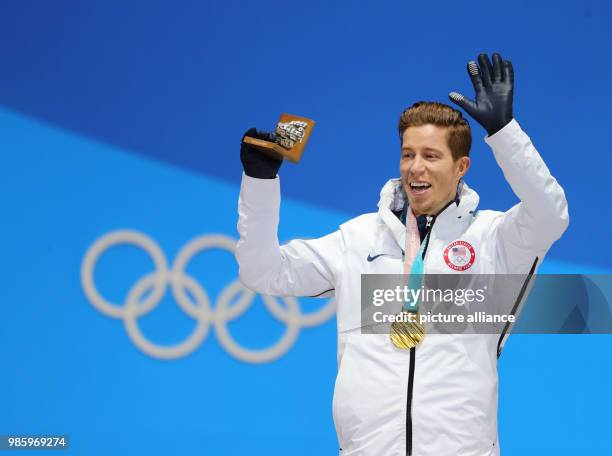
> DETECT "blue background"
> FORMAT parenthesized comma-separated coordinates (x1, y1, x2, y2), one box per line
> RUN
(1, 1, 611, 454)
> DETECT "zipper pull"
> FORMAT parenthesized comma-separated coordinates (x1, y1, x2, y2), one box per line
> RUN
(425, 215, 433, 231)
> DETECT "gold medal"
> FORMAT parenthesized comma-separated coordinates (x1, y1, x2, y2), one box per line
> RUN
(390, 310, 425, 349)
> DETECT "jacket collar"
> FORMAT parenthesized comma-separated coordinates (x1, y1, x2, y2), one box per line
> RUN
(370, 178, 480, 256)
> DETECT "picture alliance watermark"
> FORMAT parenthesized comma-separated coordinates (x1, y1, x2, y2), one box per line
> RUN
(372, 309, 516, 325)
(360, 274, 612, 335)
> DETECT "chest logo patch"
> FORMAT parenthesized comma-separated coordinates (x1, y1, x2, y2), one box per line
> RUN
(443, 240, 476, 271)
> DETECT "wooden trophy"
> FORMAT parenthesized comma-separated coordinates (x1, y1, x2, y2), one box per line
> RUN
(242, 113, 316, 163)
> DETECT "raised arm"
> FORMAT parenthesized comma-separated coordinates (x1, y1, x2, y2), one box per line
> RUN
(236, 129, 344, 297)
(449, 52, 569, 272)
(485, 119, 569, 272)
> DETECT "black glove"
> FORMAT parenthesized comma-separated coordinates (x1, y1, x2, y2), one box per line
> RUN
(449, 53, 514, 136)
(240, 127, 283, 179)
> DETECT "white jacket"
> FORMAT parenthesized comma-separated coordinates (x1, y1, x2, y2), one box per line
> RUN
(236, 119, 569, 455)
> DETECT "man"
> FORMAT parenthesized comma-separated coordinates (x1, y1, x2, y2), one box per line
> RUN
(236, 53, 568, 455)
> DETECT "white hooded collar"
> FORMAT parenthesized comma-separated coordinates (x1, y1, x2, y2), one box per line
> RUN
(370, 177, 480, 257)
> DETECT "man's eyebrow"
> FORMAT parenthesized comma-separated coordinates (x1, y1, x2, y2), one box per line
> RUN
(401, 146, 444, 153)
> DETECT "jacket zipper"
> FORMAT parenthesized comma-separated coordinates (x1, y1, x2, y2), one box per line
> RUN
(425, 215, 433, 231)
(496, 256, 539, 357)
(406, 347, 416, 456)
(405, 201, 452, 456)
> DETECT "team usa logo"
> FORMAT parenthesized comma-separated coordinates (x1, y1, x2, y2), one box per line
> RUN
(443, 240, 476, 271)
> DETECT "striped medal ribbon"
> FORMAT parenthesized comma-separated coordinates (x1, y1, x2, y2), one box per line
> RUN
(390, 207, 428, 350)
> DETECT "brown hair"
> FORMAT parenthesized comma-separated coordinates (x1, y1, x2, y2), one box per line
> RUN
(398, 101, 471, 160)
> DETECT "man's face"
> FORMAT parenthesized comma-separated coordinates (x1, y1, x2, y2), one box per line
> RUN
(400, 124, 470, 217)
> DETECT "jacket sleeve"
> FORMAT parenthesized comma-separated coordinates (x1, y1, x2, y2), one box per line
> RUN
(235, 172, 344, 297)
(485, 119, 569, 273)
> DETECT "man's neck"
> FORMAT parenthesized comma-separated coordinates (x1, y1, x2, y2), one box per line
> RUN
(414, 190, 459, 218)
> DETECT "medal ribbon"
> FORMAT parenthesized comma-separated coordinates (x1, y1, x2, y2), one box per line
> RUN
(402, 207, 429, 312)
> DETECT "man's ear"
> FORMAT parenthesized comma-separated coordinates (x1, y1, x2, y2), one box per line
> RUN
(457, 156, 471, 179)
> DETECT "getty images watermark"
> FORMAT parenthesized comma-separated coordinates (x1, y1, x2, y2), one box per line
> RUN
(360, 274, 612, 335)
(370, 282, 511, 324)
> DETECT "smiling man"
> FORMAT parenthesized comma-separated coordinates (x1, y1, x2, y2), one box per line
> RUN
(396, 102, 471, 243)
(236, 53, 568, 455)
(400, 105, 470, 215)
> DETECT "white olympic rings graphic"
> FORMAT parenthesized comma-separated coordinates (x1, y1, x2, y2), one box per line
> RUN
(81, 230, 335, 363)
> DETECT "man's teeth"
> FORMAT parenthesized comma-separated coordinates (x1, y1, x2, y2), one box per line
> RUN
(410, 183, 431, 190)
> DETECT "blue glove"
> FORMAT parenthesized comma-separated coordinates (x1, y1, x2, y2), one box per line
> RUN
(240, 128, 283, 179)
(449, 53, 514, 136)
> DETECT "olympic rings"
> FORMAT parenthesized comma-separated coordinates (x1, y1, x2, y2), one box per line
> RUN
(81, 230, 335, 363)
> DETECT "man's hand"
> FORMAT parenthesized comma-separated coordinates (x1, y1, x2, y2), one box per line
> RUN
(240, 128, 283, 179)
(449, 53, 514, 136)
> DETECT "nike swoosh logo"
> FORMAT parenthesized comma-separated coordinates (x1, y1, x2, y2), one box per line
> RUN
(367, 253, 386, 262)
